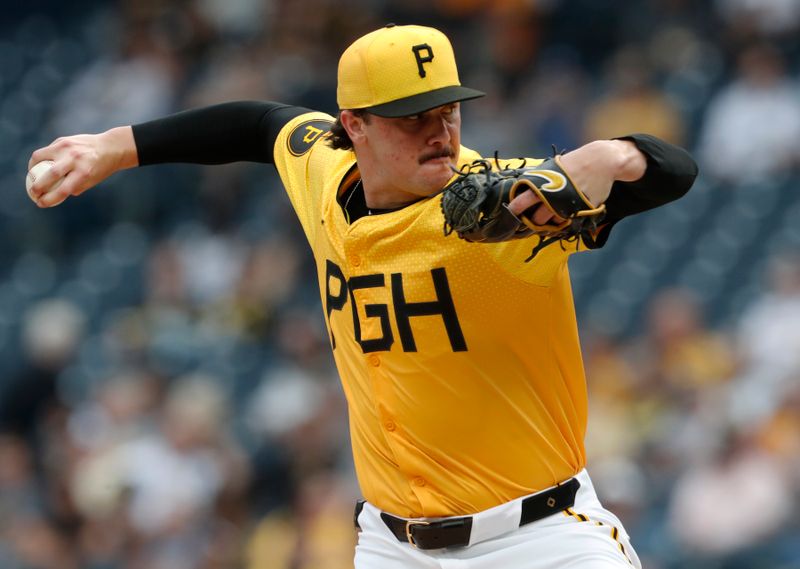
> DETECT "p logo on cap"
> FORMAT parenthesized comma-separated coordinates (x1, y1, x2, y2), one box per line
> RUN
(337, 24, 485, 118)
(411, 44, 434, 77)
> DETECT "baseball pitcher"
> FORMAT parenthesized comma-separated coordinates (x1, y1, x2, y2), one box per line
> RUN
(28, 24, 697, 569)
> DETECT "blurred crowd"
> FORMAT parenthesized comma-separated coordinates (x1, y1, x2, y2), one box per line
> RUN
(1, 0, 799, 568)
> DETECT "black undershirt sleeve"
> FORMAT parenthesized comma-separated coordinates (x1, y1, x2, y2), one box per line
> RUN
(589, 133, 699, 248)
(131, 101, 312, 166)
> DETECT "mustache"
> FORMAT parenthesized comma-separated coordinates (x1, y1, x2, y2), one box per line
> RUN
(419, 147, 455, 164)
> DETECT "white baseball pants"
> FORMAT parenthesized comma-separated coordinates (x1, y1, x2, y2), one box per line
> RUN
(354, 469, 641, 569)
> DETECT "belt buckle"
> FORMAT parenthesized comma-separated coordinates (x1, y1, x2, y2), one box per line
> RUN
(405, 520, 431, 548)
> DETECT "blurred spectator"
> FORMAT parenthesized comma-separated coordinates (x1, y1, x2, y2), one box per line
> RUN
(647, 24, 725, 125)
(67, 374, 248, 569)
(244, 331, 352, 569)
(756, 375, 800, 516)
(617, 288, 739, 488)
(205, 236, 305, 340)
(584, 330, 642, 462)
(66, 370, 159, 455)
(146, 239, 189, 310)
(696, 42, 800, 183)
(636, 287, 738, 392)
(2, 514, 78, 569)
(184, 43, 272, 106)
(49, 8, 183, 136)
(174, 226, 248, 305)
(583, 46, 687, 145)
(583, 331, 653, 530)
(522, 50, 591, 155)
(620, 0, 717, 41)
(192, 0, 270, 40)
(668, 426, 793, 559)
(246, 360, 347, 484)
(735, 252, 800, 379)
(484, 3, 542, 98)
(756, 381, 800, 488)
(0, 299, 86, 443)
(245, 473, 357, 569)
(714, 0, 800, 40)
(728, 252, 800, 428)
(0, 434, 43, 520)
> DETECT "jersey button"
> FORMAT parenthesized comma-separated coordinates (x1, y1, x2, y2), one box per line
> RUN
(368, 354, 380, 367)
(350, 254, 361, 267)
(385, 421, 396, 432)
(413, 477, 426, 487)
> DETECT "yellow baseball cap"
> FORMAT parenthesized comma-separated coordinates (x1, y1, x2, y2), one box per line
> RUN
(337, 24, 485, 117)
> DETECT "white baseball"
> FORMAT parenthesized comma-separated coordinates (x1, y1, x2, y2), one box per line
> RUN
(26, 160, 66, 205)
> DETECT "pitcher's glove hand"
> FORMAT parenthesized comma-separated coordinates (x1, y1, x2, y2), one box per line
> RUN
(441, 156, 606, 261)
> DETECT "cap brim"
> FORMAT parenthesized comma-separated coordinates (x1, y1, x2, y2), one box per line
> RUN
(364, 85, 485, 118)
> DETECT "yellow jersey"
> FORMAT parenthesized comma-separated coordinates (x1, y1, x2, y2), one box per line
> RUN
(274, 112, 588, 518)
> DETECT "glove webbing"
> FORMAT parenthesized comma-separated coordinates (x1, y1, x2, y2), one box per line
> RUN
(441, 158, 502, 237)
(442, 155, 603, 262)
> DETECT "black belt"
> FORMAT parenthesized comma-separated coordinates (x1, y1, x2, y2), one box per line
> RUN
(356, 477, 580, 550)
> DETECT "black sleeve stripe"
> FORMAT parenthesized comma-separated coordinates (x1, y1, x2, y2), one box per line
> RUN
(132, 101, 311, 166)
(585, 133, 698, 249)
(604, 133, 698, 223)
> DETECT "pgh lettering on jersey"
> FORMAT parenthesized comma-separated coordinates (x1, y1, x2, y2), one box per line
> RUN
(274, 112, 590, 519)
(325, 261, 466, 353)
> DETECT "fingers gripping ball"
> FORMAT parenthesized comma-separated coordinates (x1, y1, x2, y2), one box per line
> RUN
(26, 160, 66, 206)
(441, 156, 606, 261)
